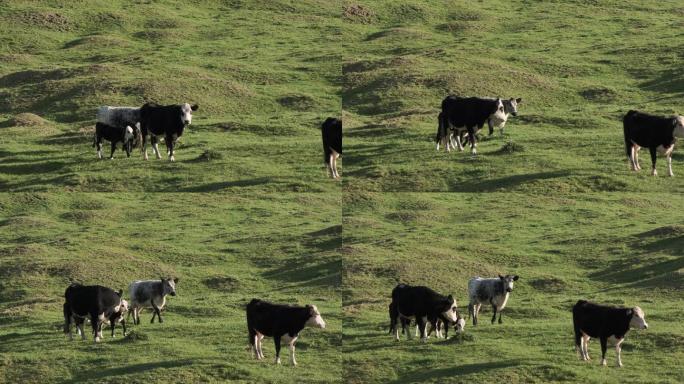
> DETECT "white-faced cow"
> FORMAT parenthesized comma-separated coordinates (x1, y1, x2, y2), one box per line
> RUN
(623, 110, 684, 176)
(246, 299, 326, 366)
(128, 278, 177, 325)
(392, 305, 466, 340)
(573, 300, 648, 367)
(93, 123, 138, 159)
(388, 284, 459, 342)
(322, 117, 342, 179)
(436, 95, 507, 154)
(63, 283, 124, 343)
(139, 102, 198, 162)
(467, 274, 519, 326)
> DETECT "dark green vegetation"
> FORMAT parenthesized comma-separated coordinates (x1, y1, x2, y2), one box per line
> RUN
(343, 0, 684, 192)
(343, 193, 684, 383)
(0, 0, 341, 192)
(0, 193, 341, 383)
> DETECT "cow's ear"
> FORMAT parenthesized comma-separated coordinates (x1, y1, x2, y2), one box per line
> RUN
(498, 274, 504, 280)
(516, 98, 522, 103)
(117, 289, 123, 297)
(513, 275, 519, 281)
(626, 309, 633, 317)
(160, 277, 165, 282)
(173, 277, 179, 283)
(191, 104, 199, 111)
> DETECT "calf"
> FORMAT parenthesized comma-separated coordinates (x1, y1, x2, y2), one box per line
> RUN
(246, 299, 326, 366)
(93, 122, 138, 159)
(140, 102, 198, 161)
(573, 300, 648, 367)
(436, 96, 507, 154)
(388, 284, 459, 342)
(80, 298, 129, 338)
(623, 110, 684, 176)
(451, 97, 523, 148)
(322, 117, 342, 179)
(392, 307, 466, 339)
(128, 278, 177, 325)
(468, 274, 519, 326)
(63, 283, 124, 343)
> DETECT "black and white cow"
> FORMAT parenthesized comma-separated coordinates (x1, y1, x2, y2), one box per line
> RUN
(467, 274, 519, 326)
(391, 304, 465, 340)
(435, 96, 507, 154)
(246, 299, 326, 366)
(573, 300, 648, 367)
(388, 284, 459, 342)
(63, 283, 124, 343)
(623, 110, 684, 176)
(139, 102, 198, 161)
(128, 278, 177, 325)
(93, 122, 137, 159)
(322, 117, 342, 179)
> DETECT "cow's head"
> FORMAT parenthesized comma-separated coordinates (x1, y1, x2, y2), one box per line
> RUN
(180, 103, 199, 125)
(119, 299, 129, 313)
(454, 313, 466, 333)
(304, 304, 326, 329)
(629, 306, 648, 329)
(160, 277, 178, 296)
(673, 115, 684, 137)
(440, 295, 459, 323)
(491, 98, 507, 120)
(504, 98, 522, 117)
(499, 274, 519, 293)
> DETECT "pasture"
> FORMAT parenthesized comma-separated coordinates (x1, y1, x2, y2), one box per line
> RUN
(0, 193, 341, 383)
(0, 0, 341, 192)
(342, 193, 684, 383)
(343, 0, 684, 192)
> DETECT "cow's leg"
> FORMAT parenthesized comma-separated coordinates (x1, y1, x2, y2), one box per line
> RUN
(634, 146, 641, 170)
(456, 132, 465, 151)
(90, 312, 101, 342)
(418, 316, 428, 342)
(663, 146, 675, 177)
(329, 152, 337, 179)
(151, 136, 162, 159)
(491, 304, 497, 324)
(649, 147, 658, 176)
(498, 308, 503, 324)
(63, 303, 73, 341)
(403, 318, 412, 340)
(282, 335, 298, 366)
(273, 335, 282, 364)
(599, 336, 608, 366)
(142, 134, 149, 160)
(121, 318, 126, 337)
(110, 317, 116, 338)
(582, 334, 591, 360)
(96, 137, 103, 159)
(468, 126, 477, 155)
(75, 318, 86, 340)
(151, 302, 163, 323)
(629, 145, 637, 171)
(249, 329, 258, 359)
(109, 141, 116, 159)
(615, 337, 624, 367)
(166, 134, 175, 162)
(257, 334, 265, 359)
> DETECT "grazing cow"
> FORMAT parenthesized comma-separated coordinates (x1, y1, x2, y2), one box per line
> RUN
(246, 299, 326, 366)
(388, 284, 459, 342)
(468, 274, 519, 326)
(436, 96, 507, 154)
(139, 102, 198, 161)
(393, 307, 466, 339)
(322, 117, 342, 179)
(63, 283, 124, 343)
(573, 300, 648, 367)
(128, 278, 178, 325)
(81, 298, 129, 338)
(623, 110, 684, 176)
(93, 122, 138, 159)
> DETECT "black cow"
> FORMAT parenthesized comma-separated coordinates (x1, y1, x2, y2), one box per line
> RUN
(322, 117, 342, 179)
(63, 283, 125, 343)
(436, 96, 506, 154)
(140, 102, 198, 162)
(388, 284, 459, 342)
(573, 300, 648, 367)
(390, 302, 465, 340)
(246, 299, 326, 366)
(93, 122, 140, 159)
(623, 110, 684, 176)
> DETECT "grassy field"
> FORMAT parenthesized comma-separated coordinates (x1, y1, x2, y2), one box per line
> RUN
(342, 193, 684, 383)
(0, 0, 341, 192)
(342, 0, 684, 192)
(0, 193, 341, 383)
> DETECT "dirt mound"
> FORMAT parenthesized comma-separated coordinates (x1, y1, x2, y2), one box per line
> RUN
(343, 4, 375, 23)
(580, 87, 617, 102)
(277, 94, 316, 111)
(10, 113, 49, 127)
(19, 11, 71, 31)
(203, 276, 239, 292)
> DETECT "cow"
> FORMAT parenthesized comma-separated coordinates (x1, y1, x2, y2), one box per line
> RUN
(93, 122, 139, 159)
(388, 284, 459, 342)
(573, 300, 648, 367)
(392, 306, 466, 339)
(139, 102, 198, 162)
(246, 299, 326, 366)
(128, 278, 178, 325)
(63, 283, 124, 343)
(467, 274, 519, 326)
(322, 117, 342, 179)
(623, 110, 684, 176)
(435, 96, 507, 154)
(80, 298, 129, 338)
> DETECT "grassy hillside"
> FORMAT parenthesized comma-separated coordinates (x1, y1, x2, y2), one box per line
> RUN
(343, 0, 684, 192)
(0, 0, 342, 192)
(342, 193, 684, 383)
(0, 193, 341, 383)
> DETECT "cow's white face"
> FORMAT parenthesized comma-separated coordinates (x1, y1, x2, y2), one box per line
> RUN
(629, 306, 648, 329)
(162, 278, 178, 296)
(454, 316, 466, 333)
(442, 297, 459, 323)
(492, 99, 507, 120)
(124, 126, 134, 141)
(120, 299, 129, 313)
(180, 103, 199, 125)
(499, 274, 519, 292)
(305, 305, 326, 329)
(674, 116, 684, 137)
(504, 98, 522, 116)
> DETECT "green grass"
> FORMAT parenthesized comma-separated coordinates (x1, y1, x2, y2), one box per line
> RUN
(0, 193, 341, 383)
(342, 193, 684, 383)
(0, 0, 342, 192)
(342, 0, 684, 192)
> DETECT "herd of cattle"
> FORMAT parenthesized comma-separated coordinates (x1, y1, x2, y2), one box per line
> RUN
(389, 276, 649, 368)
(435, 94, 684, 176)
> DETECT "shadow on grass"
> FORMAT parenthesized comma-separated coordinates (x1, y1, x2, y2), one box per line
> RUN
(449, 170, 571, 192)
(389, 360, 522, 383)
(263, 259, 341, 288)
(180, 177, 276, 191)
(61, 359, 195, 384)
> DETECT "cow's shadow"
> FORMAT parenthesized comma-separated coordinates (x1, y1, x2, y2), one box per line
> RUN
(61, 359, 195, 384)
(387, 360, 523, 383)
